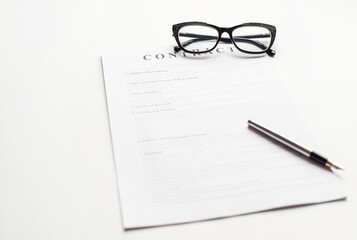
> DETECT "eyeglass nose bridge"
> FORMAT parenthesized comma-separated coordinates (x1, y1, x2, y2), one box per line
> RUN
(220, 27, 231, 33)
(217, 28, 234, 44)
(218, 27, 234, 41)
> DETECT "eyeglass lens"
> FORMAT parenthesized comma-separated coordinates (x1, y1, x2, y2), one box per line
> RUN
(178, 25, 219, 52)
(232, 26, 271, 53)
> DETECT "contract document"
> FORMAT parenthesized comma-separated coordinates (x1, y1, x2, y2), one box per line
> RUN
(102, 48, 346, 229)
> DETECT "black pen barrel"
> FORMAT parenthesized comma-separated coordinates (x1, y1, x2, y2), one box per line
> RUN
(309, 152, 328, 166)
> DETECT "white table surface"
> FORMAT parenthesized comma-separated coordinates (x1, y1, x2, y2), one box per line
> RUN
(1, 0, 356, 239)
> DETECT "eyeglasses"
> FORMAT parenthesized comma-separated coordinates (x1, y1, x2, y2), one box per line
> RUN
(172, 22, 276, 57)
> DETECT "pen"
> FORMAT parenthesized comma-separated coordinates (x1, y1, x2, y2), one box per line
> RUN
(247, 120, 344, 170)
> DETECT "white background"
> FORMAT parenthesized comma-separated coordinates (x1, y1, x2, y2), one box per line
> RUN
(0, 0, 356, 239)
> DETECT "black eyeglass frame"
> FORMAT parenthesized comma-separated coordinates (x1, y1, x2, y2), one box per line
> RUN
(172, 22, 277, 57)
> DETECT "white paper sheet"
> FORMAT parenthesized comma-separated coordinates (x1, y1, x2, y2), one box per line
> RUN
(102, 48, 345, 229)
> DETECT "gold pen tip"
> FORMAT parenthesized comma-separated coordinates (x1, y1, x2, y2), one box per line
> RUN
(326, 160, 344, 170)
(335, 164, 344, 170)
(331, 162, 344, 170)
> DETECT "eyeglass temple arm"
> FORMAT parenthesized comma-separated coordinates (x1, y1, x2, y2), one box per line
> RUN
(175, 33, 272, 53)
(176, 36, 267, 51)
(176, 33, 270, 50)
(174, 33, 275, 57)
